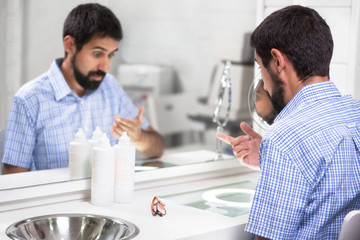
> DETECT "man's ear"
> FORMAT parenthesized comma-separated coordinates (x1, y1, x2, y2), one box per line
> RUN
(63, 35, 76, 57)
(270, 48, 286, 73)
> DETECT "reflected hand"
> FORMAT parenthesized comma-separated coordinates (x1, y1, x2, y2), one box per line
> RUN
(111, 106, 145, 144)
(216, 122, 262, 170)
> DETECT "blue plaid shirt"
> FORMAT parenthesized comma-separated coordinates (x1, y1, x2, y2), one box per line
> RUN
(246, 81, 360, 239)
(3, 59, 149, 171)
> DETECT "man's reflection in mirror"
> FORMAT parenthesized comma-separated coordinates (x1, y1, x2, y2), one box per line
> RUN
(254, 79, 277, 125)
(2, 3, 165, 174)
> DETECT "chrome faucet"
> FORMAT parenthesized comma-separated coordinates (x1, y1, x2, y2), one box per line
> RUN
(212, 60, 232, 160)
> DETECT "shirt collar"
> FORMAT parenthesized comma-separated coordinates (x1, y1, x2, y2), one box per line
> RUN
(275, 81, 342, 122)
(48, 58, 74, 101)
(48, 58, 107, 101)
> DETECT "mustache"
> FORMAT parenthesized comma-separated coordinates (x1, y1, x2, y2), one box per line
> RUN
(89, 70, 106, 77)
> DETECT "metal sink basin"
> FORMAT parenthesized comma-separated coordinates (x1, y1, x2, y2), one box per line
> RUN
(6, 213, 139, 240)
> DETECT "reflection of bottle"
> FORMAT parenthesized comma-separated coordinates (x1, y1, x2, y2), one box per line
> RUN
(88, 127, 104, 166)
(114, 132, 136, 203)
(69, 128, 91, 180)
(91, 134, 115, 206)
(89, 126, 104, 148)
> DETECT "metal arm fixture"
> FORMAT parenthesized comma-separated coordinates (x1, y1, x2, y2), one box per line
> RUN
(212, 60, 232, 160)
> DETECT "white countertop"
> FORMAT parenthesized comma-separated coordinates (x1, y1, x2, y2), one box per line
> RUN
(0, 172, 259, 240)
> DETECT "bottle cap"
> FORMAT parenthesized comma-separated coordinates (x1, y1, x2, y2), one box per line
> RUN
(117, 132, 131, 146)
(98, 134, 111, 148)
(74, 128, 88, 143)
(91, 126, 104, 141)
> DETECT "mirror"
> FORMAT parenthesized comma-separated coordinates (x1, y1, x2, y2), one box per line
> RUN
(248, 74, 277, 130)
(0, 0, 256, 190)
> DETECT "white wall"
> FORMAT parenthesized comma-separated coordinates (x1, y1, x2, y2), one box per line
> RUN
(0, 0, 6, 130)
(258, 0, 360, 99)
(111, 0, 256, 93)
(0, 0, 256, 129)
(0, 0, 25, 130)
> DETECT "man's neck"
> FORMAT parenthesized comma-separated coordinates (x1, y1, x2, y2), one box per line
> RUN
(287, 75, 329, 103)
(59, 57, 86, 97)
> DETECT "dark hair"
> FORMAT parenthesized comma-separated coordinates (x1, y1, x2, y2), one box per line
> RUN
(63, 3, 123, 54)
(250, 5, 333, 81)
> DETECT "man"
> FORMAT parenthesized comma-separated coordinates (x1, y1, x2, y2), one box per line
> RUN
(3, 3, 165, 174)
(254, 79, 276, 125)
(220, 5, 360, 239)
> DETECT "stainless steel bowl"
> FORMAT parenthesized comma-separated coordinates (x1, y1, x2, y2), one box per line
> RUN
(6, 213, 139, 240)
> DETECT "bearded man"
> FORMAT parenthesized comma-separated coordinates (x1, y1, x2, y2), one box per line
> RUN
(3, 3, 164, 173)
(221, 5, 360, 239)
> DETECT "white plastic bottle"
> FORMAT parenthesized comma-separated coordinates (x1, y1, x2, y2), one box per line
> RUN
(69, 128, 91, 180)
(91, 134, 115, 206)
(114, 132, 136, 203)
(89, 126, 104, 148)
(88, 127, 104, 166)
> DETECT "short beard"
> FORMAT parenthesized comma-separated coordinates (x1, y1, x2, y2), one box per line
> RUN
(268, 68, 286, 114)
(71, 53, 106, 91)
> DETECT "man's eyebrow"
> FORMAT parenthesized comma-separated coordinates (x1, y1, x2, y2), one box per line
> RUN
(91, 46, 119, 54)
(111, 48, 119, 54)
(91, 46, 108, 52)
(254, 58, 258, 63)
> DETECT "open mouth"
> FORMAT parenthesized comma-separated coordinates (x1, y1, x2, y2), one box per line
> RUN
(92, 75, 104, 81)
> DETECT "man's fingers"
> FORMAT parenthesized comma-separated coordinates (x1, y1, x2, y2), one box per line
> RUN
(240, 122, 262, 139)
(216, 133, 235, 145)
(231, 135, 250, 145)
(136, 106, 145, 123)
(233, 141, 251, 152)
(112, 122, 126, 134)
(234, 150, 250, 159)
(115, 117, 134, 129)
(111, 126, 122, 139)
